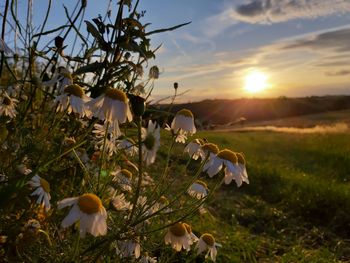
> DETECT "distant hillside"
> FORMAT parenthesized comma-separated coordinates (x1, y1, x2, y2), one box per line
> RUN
(161, 96, 350, 125)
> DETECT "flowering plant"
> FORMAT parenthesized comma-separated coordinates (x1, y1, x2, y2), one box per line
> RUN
(0, 1, 249, 261)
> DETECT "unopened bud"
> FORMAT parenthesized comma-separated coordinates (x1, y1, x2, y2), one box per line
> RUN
(55, 36, 64, 49)
(130, 95, 146, 117)
(173, 82, 178, 90)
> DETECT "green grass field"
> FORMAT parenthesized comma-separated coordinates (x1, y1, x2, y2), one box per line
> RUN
(184, 130, 350, 262)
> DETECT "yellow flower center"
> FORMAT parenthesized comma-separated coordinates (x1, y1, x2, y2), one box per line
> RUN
(201, 233, 215, 246)
(78, 193, 102, 214)
(143, 133, 155, 150)
(177, 109, 193, 118)
(121, 169, 132, 180)
(105, 88, 127, 102)
(169, 222, 187, 237)
(159, 195, 169, 205)
(195, 180, 208, 190)
(217, 149, 238, 164)
(201, 143, 219, 155)
(64, 84, 84, 98)
(183, 223, 192, 234)
(40, 178, 50, 193)
(236, 152, 246, 165)
(61, 72, 73, 80)
(3, 96, 12, 106)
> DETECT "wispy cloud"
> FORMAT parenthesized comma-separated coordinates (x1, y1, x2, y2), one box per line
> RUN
(230, 0, 350, 24)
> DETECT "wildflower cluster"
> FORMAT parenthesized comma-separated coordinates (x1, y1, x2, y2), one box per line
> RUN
(0, 0, 249, 262)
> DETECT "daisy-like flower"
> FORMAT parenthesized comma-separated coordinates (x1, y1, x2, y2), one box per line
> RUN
(0, 92, 18, 118)
(93, 122, 121, 156)
(112, 169, 133, 192)
(28, 175, 51, 211)
(184, 138, 205, 160)
(17, 164, 32, 175)
(57, 193, 107, 237)
(55, 84, 92, 118)
(88, 88, 132, 126)
(111, 193, 132, 211)
(202, 143, 220, 173)
(164, 222, 195, 252)
(140, 253, 157, 263)
(188, 180, 208, 199)
(225, 152, 249, 187)
(117, 137, 138, 157)
(117, 239, 141, 259)
(142, 120, 160, 166)
(197, 233, 219, 262)
(43, 67, 73, 94)
(171, 109, 196, 141)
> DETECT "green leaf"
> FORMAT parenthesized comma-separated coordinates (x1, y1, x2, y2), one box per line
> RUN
(145, 21, 191, 36)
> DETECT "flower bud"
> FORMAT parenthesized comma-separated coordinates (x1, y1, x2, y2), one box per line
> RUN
(55, 36, 64, 49)
(130, 95, 146, 117)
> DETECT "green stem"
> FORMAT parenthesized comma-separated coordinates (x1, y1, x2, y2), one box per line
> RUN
(98, 121, 109, 194)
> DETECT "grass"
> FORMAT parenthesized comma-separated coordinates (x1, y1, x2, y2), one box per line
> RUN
(184, 130, 350, 262)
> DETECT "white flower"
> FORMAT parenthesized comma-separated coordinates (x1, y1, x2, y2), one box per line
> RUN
(0, 92, 18, 118)
(203, 149, 248, 187)
(149, 65, 159, 79)
(57, 193, 107, 237)
(201, 143, 220, 173)
(197, 233, 218, 262)
(171, 109, 196, 142)
(140, 253, 157, 263)
(184, 139, 205, 160)
(111, 193, 132, 211)
(0, 38, 13, 54)
(112, 169, 133, 192)
(43, 67, 73, 94)
(117, 137, 138, 157)
(142, 120, 160, 166)
(93, 122, 122, 157)
(87, 88, 132, 125)
(117, 239, 141, 259)
(188, 180, 208, 199)
(164, 222, 195, 252)
(17, 164, 32, 175)
(55, 84, 92, 118)
(225, 152, 249, 187)
(28, 175, 51, 211)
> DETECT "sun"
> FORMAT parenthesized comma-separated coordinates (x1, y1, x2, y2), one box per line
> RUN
(244, 70, 268, 93)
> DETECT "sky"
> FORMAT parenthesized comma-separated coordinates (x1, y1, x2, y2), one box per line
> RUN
(12, 0, 350, 102)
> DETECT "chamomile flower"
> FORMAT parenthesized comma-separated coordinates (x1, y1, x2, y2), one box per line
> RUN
(111, 193, 132, 211)
(28, 175, 51, 212)
(57, 193, 107, 237)
(0, 92, 18, 118)
(140, 253, 157, 263)
(188, 180, 208, 199)
(93, 122, 121, 156)
(43, 67, 73, 94)
(164, 222, 194, 252)
(225, 152, 249, 187)
(55, 84, 92, 118)
(88, 88, 132, 125)
(142, 120, 160, 166)
(117, 239, 141, 259)
(171, 109, 196, 139)
(113, 169, 133, 192)
(197, 233, 219, 262)
(117, 136, 137, 157)
(202, 143, 220, 173)
(184, 138, 205, 160)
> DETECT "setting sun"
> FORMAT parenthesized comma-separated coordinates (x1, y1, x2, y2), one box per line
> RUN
(244, 70, 268, 94)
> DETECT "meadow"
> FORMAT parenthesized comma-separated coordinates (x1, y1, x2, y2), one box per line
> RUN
(186, 129, 350, 262)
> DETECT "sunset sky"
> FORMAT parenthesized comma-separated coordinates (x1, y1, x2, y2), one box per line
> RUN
(20, 0, 350, 102)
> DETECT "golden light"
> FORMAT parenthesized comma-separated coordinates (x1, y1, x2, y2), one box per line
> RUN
(244, 70, 268, 93)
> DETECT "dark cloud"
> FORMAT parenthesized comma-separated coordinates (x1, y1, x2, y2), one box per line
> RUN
(232, 0, 350, 23)
(325, 70, 350, 76)
(281, 28, 350, 52)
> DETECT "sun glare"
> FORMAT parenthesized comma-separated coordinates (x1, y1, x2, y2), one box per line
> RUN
(244, 70, 268, 94)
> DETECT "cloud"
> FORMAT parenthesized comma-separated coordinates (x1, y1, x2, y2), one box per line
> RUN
(231, 0, 350, 24)
(281, 28, 350, 52)
(325, 69, 350, 76)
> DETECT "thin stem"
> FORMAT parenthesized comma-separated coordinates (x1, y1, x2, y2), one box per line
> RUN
(0, 0, 10, 77)
(98, 121, 110, 194)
